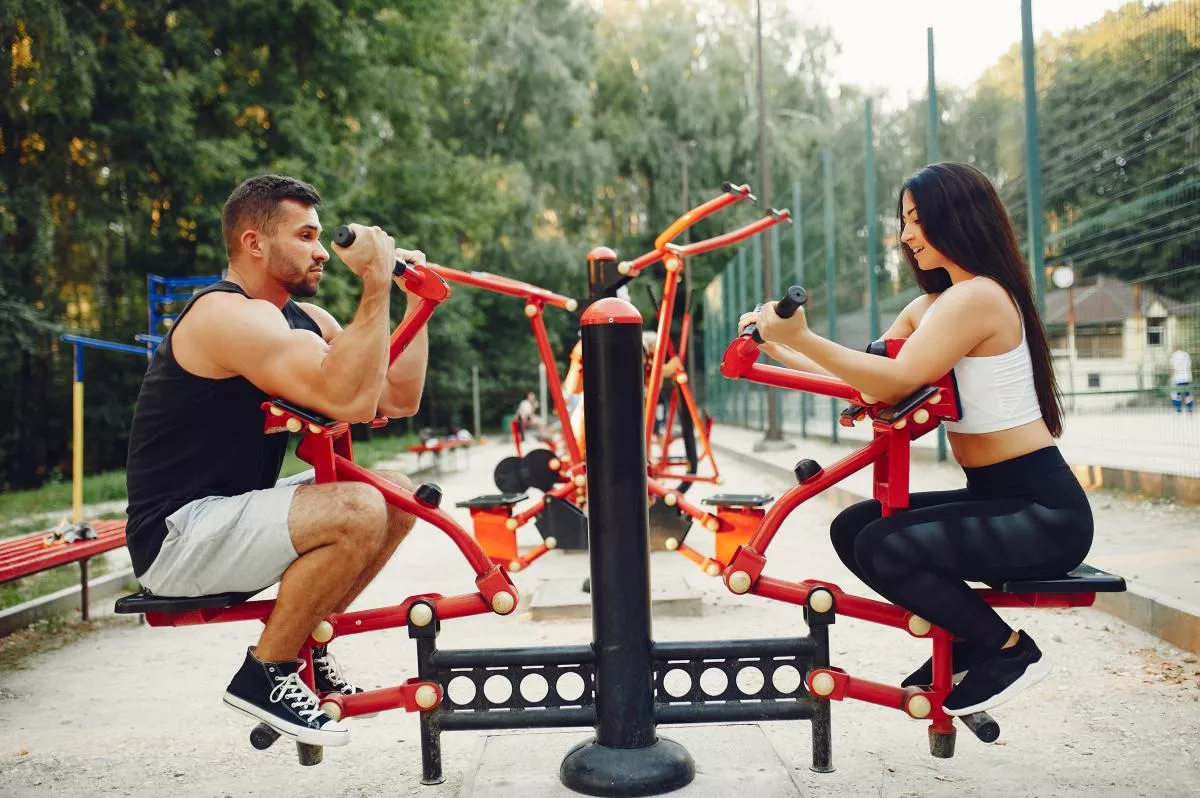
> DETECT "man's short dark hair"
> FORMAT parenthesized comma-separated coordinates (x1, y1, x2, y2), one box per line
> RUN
(222, 175, 322, 258)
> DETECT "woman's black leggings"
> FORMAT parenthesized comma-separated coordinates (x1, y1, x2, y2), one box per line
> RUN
(830, 446, 1093, 651)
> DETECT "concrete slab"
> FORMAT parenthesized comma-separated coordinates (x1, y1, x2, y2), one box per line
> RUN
(459, 724, 803, 798)
(528, 574, 705, 621)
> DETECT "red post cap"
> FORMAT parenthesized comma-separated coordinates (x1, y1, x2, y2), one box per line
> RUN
(587, 246, 617, 263)
(581, 297, 642, 326)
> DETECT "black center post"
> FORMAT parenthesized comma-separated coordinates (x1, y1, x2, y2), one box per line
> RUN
(559, 297, 695, 796)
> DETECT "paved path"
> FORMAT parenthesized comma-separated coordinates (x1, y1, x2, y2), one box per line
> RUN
(726, 395, 1200, 478)
(1, 440, 1198, 796)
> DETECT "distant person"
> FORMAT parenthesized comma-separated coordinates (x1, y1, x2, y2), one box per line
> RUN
(1170, 347, 1193, 414)
(517, 391, 550, 441)
(641, 330, 683, 437)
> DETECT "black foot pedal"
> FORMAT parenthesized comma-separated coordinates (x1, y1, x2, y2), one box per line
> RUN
(535, 495, 589, 550)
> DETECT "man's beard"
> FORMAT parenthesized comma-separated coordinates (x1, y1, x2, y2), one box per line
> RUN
(270, 255, 320, 298)
(289, 276, 319, 299)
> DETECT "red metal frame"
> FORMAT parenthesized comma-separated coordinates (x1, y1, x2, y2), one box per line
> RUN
(620, 187, 792, 487)
(716, 330, 1102, 743)
(426, 263, 583, 468)
(135, 269, 520, 722)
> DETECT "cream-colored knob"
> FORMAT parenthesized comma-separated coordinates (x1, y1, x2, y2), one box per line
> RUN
(704, 517, 719, 532)
(548, 458, 560, 470)
(491, 591, 515, 614)
(286, 417, 302, 433)
(664, 493, 678, 507)
(617, 262, 632, 275)
(893, 419, 907, 430)
(505, 518, 518, 531)
(705, 562, 721, 577)
(414, 685, 439, 710)
(729, 571, 752, 594)
(810, 672, 835, 697)
(928, 393, 942, 405)
(714, 476, 724, 486)
(312, 620, 334, 644)
(907, 615, 931, 637)
(545, 537, 557, 549)
(409, 603, 434, 627)
(676, 373, 688, 385)
(808, 588, 834, 614)
(308, 423, 323, 434)
(913, 409, 929, 424)
(270, 406, 284, 416)
(566, 299, 578, 312)
(524, 304, 537, 318)
(665, 537, 679, 551)
(574, 474, 586, 487)
(509, 560, 522, 572)
(860, 393, 878, 405)
(321, 700, 343, 721)
(907, 694, 931, 719)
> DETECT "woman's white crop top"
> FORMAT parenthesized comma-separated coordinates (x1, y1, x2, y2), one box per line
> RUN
(922, 291, 1043, 435)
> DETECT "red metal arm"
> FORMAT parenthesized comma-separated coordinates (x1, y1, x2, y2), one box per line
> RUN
(653, 183, 753, 250)
(668, 209, 791, 259)
(387, 263, 451, 362)
(618, 184, 755, 278)
(425, 263, 578, 311)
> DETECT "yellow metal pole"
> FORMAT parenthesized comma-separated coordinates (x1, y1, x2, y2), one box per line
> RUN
(72, 345, 84, 523)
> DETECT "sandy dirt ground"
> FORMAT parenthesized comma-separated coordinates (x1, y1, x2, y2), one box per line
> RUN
(1, 440, 1198, 797)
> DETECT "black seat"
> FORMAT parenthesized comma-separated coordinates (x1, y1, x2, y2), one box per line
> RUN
(456, 493, 528, 509)
(702, 493, 774, 508)
(989, 563, 1126, 594)
(114, 588, 263, 614)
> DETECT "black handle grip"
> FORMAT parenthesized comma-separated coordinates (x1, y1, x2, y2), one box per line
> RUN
(332, 225, 406, 277)
(775, 286, 808, 318)
(744, 286, 808, 344)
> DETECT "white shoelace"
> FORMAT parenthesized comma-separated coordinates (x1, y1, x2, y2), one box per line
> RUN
(268, 663, 324, 722)
(314, 651, 359, 694)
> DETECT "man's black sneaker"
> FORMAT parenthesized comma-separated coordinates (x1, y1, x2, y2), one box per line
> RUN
(901, 640, 981, 688)
(942, 630, 1050, 717)
(312, 645, 378, 719)
(223, 648, 349, 746)
(312, 645, 364, 696)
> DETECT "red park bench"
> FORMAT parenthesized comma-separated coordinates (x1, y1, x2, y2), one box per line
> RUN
(407, 437, 473, 472)
(0, 519, 128, 622)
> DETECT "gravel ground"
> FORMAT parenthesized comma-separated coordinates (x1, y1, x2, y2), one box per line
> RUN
(1, 441, 1197, 797)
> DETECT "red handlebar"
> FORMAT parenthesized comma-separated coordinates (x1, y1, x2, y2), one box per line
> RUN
(399, 262, 451, 303)
(618, 186, 790, 279)
(425, 264, 577, 311)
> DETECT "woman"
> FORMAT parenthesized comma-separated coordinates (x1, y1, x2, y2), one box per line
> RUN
(739, 162, 1092, 716)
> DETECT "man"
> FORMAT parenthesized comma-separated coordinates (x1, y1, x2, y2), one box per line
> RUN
(1170, 346, 1193, 414)
(124, 175, 428, 747)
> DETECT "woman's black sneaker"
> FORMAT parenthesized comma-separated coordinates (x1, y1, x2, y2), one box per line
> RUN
(902, 640, 981, 688)
(223, 648, 349, 746)
(942, 630, 1050, 717)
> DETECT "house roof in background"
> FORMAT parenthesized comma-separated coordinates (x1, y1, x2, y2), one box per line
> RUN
(1044, 274, 1188, 326)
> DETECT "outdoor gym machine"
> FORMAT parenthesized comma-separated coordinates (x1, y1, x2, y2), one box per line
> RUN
(716, 285, 1127, 757)
(113, 229, 519, 766)
(410, 296, 833, 793)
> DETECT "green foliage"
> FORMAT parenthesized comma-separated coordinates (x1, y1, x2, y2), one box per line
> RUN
(2, 0, 1196, 489)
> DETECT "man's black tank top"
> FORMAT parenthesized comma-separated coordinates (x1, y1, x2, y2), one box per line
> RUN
(124, 280, 323, 576)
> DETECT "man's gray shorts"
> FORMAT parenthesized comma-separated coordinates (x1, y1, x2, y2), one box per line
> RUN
(139, 470, 315, 597)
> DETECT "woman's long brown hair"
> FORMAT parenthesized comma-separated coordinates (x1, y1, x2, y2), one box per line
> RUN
(897, 162, 1063, 436)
